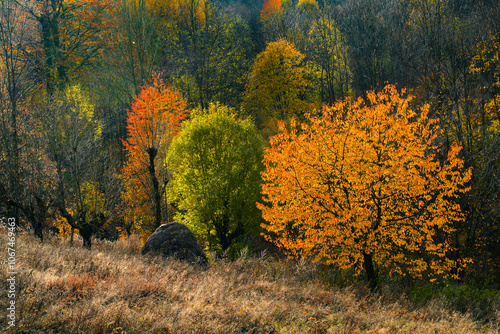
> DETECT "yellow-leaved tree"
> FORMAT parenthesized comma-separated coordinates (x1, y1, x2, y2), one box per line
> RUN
(57, 181, 106, 239)
(259, 85, 472, 289)
(243, 39, 308, 138)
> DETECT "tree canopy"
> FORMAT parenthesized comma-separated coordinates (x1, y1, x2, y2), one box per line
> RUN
(259, 85, 472, 288)
(120, 75, 189, 235)
(243, 39, 308, 138)
(168, 103, 264, 252)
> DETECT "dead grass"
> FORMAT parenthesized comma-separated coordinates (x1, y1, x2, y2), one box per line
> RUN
(0, 231, 498, 334)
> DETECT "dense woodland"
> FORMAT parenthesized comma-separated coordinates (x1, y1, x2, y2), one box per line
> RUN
(1, 0, 500, 288)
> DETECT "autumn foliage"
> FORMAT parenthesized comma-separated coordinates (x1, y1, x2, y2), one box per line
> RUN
(261, 0, 283, 22)
(120, 75, 189, 235)
(259, 85, 472, 287)
(243, 39, 308, 138)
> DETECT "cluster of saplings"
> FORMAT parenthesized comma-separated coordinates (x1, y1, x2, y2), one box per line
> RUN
(0, 0, 499, 288)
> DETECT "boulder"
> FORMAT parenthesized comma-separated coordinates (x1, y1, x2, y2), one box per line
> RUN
(141, 222, 208, 266)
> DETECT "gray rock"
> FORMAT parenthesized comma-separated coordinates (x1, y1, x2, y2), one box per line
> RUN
(141, 222, 208, 266)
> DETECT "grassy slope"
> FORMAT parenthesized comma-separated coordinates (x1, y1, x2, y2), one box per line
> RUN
(0, 231, 498, 334)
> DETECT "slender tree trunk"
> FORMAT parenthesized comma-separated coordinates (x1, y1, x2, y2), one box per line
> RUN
(33, 196, 49, 242)
(2, 3, 22, 231)
(216, 211, 230, 252)
(39, 10, 64, 94)
(147, 147, 162, 229)
(218, 230, 229, 251)
(24, 203, 45, 242)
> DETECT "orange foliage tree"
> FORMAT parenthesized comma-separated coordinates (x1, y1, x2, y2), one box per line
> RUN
(119, 74, 189, 235)
(259, 85, 472, 289)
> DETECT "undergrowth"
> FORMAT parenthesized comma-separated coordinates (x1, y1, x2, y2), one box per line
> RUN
(0, 231, 498, 333)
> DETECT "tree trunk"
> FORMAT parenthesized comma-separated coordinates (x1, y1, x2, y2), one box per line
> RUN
(32, 196, 49, 242)
(33, 223, 43, 241)
(81, 229, 92, 249)
(2, 196, 45, 242)
(147, 147, 162, 229)
(363, 251, 378, 292)
(216, 220, 230, 251)
(83, 237, 91, 249)
(38, 9, 64, 94)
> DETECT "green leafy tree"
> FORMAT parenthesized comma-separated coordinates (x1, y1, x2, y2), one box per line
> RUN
(168, 103, 264, 252)
(19, 0, 109, 94)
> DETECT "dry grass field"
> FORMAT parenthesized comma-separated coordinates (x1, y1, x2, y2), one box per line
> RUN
(0, 231, 498, 334)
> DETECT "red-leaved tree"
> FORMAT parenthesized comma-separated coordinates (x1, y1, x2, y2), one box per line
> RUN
(261, 0, 283, 22)
(120, 74, 189, 235)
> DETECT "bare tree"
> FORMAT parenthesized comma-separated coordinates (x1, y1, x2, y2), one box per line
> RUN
(167, 0, 252, 109)
(42, 86, 106, 249)
(0, 0, 54, 239)
(104, 0, 164, 101)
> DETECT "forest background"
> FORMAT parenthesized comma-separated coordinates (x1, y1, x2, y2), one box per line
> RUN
(1, 0, 500, 304)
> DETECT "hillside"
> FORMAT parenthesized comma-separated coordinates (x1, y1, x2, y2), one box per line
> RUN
(1, 0, 499, 307)
(1, 232, 498, 333)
